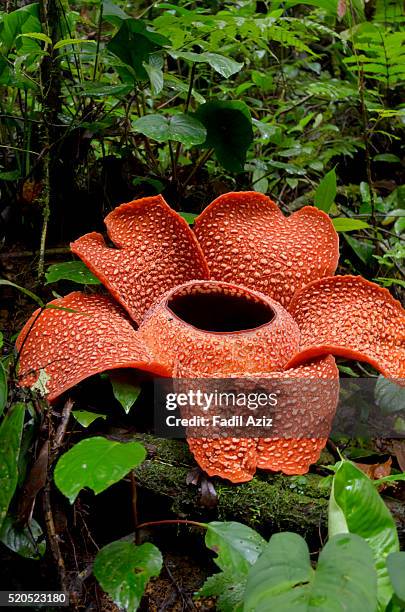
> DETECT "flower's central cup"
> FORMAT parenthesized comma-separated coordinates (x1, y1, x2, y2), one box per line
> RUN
(139, 281, 301, 375)
(167, 284, 275, 333)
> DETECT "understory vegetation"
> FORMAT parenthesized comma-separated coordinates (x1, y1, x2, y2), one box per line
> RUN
(0, 0, 404, 610)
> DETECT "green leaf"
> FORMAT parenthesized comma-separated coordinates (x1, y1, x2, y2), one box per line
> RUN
(0, 170, 21, 181)
(329, 460, 399, 608)
(172, 51, 243, 78)
(332, 218, 370, 231)
(75, 82, 132, 98)
(205, 521, 266, 575)
(198, 571, 244, 612)
(54, 437, 146, 503)
(194, 101, 253, 173)
(375, 278, 405, 289)
(94, 540, 162, 611)
(375, 376, 405, 415)
(45, 261, 101, 285)
(53, 38, 96, 50)
(0, 362, 7, 418)
(243, 532, 377, 612)
(0, 516, 45, 560)
(343, 234, 374, 264)
(102, 0, 130, 26)
(109, 373, 141, 415)
(373, 154, 401, 163)
(133, 113, 206, 146)
(0, 403, 25, 529)
(0, 3, 41, 55)
(387, 552, 405, 606)
(107, 19, 169, 81)
(143, 54, 164, 95)
(72, 411, 107, 428)
(314, 168, 337, 212)
(179, 212, 198, 225)
(18, 31, 52, 45)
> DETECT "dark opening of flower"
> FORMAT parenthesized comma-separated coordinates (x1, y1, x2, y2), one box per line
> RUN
(166, 282, 275, 332)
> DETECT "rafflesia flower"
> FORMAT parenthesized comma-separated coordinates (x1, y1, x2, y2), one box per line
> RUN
(17, 192, 405, 482)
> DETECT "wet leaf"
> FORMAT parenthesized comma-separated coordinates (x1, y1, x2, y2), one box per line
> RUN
(194, 101, 253, 173)
(72, 410, 107, 428)
(133, 113, 206, 146)
(329, 460, 399, 608)
(314, 168, 336, 212)
(0, 516, 45, 559)
(94, 540, 162, 611)
(109, 373, 141, 414)
(45, 261, 101, 285)
(243, 532, 377, 611)
(205, 521, 266, 575)
(0, 403, 25, 529)
(54, 437, 146, 503)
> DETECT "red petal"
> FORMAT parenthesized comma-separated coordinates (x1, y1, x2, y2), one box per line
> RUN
(71, 196, 209, 323)
(256, 355, 339, 474)
(179, 356, 338, 482)
(139, 280, 300, 374)
(288, 275, 405, 378)
(194, 191, 338, 307)
(16, 292, 169, 403)
(187, 437, 257, 483)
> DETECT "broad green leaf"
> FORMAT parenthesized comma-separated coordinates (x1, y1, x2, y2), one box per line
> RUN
(329, 460, 399, 608)
(0, 403, 25, 529)
(314, 168, 337, 212)
(18, 32, 52, 45)
(102, 0, 130, 26)
(76, 82, 132, 98)
(54, 38, 96, 50)
(0, 362, 7, 418)
(194, 101, 253, 173)
(243, 532, 377, 612)
(332, 218, 370, 231)
(0, 332, 3, 349)
(133, 113, 206, 146)
(0, 3, 41, 55)
(199, 521, 266, 612)
(45, 261, 101, 285)
(172, 51, 243, 78)
(205, 521, 266, 575)
(94, 540, 162, 611)
(143, 55, 164, 95)
(72, 410, 107, 428)
(387, 552, 405, 606)
(54, 437, 146, 503)
(109, 373, 141, 414)
(179, 212, 198, 225)
(0, 516, 45, 559)
(343, 234, 374, 264)
(251, 70, 273, 92)
(375, 376, 405, 415)
(373, 154, 401, 163)
(107, 19, 169, 81)
(198, 571, 244, 612)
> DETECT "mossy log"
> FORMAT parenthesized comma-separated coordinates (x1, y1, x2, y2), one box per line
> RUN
(132, 434, 405, 543)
